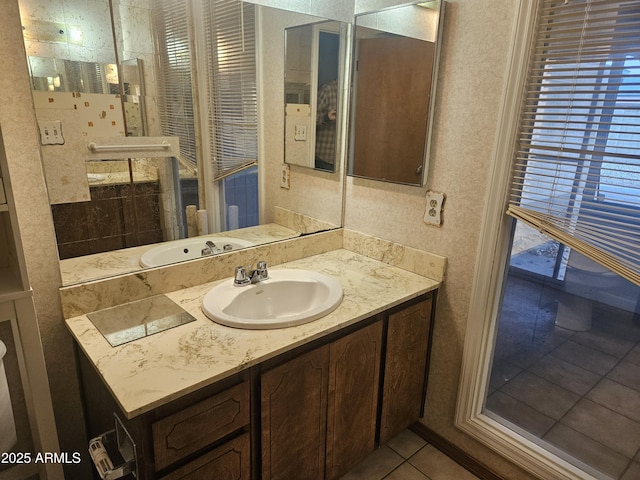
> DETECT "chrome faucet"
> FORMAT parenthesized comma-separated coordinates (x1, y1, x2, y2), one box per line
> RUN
(234, 261, 268, 286)
(201, 240, 218, 256)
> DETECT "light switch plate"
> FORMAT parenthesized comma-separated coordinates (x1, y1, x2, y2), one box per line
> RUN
(294, 124, 307, 141)
(39, 120, 65, 145)
(424, 190, 445, 226)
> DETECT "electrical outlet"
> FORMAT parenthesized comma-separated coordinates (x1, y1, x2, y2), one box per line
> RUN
(38, 120, 65, 145)
(424, 190, 445, 226)
(280, 164, 291, 189)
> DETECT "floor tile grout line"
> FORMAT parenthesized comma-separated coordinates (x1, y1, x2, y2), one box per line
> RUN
(539, 420, 634, 477)
(568, 331, 637, 363)
(619, 459, 638, 480)
(489, 382, 559, 433)
(491, 272, 640, 475)
(380, 460, 428, 480)
(493, 339, 640, 440)
(490, 359, 638, 479)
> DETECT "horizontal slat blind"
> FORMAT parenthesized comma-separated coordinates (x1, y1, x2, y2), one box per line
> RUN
(507, 0, 640, 285)
(203, 0, 257, 180)
(152, 0, 197, 166)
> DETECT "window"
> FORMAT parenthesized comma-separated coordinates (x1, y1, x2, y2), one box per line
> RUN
(152, 0, 259, 231)
(457, 2, 640, 479)
(507, 0, 640, 284)
(152, 0, 198, 167)
(202, 0, 258, 180)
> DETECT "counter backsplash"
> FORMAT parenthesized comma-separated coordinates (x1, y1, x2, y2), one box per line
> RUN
(59, 228, 446, 319)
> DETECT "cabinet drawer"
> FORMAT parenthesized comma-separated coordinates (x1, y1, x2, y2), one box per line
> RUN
(153, 381, 250, 471)
(158, 432, 250, 480)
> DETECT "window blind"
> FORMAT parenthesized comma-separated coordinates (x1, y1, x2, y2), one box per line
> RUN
(202, 0, 257, 180)
(507, 0, 640, 285)
(152, 0, 198, 166)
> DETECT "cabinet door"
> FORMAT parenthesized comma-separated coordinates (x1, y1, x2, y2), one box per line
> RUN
(261, 345, 329, 480)
(379, 298, 432, 444)
(326, 321, 383, 480)
(158, 433, 250, 480)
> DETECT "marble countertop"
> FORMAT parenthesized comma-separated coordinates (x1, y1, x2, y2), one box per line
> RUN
(86, 171, 157, 186)
(60, 223, 301, 285)
(65, 249, 440, 419)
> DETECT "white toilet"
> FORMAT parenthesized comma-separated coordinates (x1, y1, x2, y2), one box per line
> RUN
(555, 250, 619, 331)
(0, 340, 17, 453)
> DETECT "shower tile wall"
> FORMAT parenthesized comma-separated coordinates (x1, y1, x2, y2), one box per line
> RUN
(51, 181, 163, 259)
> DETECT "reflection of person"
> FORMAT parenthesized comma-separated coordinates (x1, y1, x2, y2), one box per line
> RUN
(315, 79, 338, 171)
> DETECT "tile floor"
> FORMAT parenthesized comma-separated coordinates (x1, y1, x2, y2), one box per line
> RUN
(340, 429, 480, 480)
(487, 273, 640, 480)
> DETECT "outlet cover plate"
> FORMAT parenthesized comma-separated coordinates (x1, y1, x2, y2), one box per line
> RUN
(424, 190, 445, 226)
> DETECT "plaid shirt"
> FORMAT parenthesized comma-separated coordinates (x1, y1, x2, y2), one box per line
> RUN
(315, 80, 338, 165)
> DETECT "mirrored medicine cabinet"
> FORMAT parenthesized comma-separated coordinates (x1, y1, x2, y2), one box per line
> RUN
(348, 1, 444, 186)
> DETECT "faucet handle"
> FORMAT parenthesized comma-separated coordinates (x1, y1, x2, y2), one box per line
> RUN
(234, 266, 250, 285)
(256, 260, 268, 280)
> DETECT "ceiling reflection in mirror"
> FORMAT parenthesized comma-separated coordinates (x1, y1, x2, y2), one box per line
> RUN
(284, 21, 343, 173)
(348, 1, 443, 186)
(17, 0, 343, 286)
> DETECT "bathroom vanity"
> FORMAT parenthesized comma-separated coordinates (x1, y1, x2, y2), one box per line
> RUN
(66, 247, 442, 479)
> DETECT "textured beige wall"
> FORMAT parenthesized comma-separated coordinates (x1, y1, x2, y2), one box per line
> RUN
(3, 0, 542, 478)
(344, 1, 536, 478)
(0, 1, 90, 478)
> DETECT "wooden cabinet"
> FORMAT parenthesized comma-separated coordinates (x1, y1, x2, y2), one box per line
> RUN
(261, 345, 330, 480)
(261, 320, 385, 480)
(79, 293, 435, 480)
(380, 297, 433, 444)
(326, 321, 382, 480)
(78, 351, 251, 480)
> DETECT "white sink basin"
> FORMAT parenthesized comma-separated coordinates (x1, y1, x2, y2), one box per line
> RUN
(139, 237, 254, 267)
(201, 269, 343, 329)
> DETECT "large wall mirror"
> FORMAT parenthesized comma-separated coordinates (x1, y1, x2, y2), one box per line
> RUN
(17, 0, 345, 286)
(284, 21, 345, 173)
(348, 1, 444, 186)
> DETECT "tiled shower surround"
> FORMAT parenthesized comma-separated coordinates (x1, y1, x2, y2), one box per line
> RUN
(51, 180, 162, 259)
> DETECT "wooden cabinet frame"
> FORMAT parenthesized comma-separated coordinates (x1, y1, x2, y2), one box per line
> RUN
(78, 291, 437, 480)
